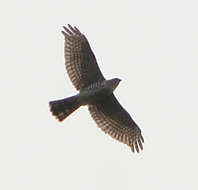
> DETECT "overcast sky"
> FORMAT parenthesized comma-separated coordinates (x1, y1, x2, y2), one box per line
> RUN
(1, 0, 198, 189)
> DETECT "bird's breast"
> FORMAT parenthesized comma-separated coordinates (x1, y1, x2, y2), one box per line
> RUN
(78, 83, 111, 105)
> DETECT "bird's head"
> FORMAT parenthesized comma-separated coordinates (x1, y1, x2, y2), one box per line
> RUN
(106, 78, 121, 92)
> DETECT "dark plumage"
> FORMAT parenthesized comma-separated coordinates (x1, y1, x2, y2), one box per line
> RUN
(49, 25, 144, 153)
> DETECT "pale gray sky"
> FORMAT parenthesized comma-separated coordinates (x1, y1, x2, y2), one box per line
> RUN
(1, 0, 198, 189)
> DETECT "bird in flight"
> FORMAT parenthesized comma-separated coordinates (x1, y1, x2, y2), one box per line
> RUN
(49, 24, 144, 153)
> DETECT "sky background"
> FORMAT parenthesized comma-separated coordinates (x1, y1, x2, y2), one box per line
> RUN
(1, 0, 198, 189)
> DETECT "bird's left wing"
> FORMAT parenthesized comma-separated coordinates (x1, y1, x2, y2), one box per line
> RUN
(62, 25, 105, 91)
(88, 94, 144, 153)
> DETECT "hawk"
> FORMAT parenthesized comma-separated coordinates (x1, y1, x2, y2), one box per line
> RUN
(49, 24, 144, 153)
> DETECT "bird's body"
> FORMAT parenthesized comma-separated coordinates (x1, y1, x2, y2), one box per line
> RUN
(49, 25, 144, 153)
(79, 78, 121, 105)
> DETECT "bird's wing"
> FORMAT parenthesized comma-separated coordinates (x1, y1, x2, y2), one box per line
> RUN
(88, 94, 144, 153)
(62, 25, 105, 91)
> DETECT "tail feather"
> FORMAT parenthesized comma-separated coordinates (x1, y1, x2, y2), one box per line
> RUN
(49, 95, 80, 121)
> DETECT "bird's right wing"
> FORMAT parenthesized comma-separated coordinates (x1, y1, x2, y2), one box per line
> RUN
(62, 25, 105, 91)
(88, 94, 144, 153)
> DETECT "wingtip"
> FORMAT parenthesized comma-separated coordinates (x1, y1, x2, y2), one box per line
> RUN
(61, 24, 81, 36)
(61, 30, 66, 35)
(67, 24, 72, 28)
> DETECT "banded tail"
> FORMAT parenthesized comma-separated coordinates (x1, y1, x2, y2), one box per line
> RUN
(49, 95, 80, 121)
